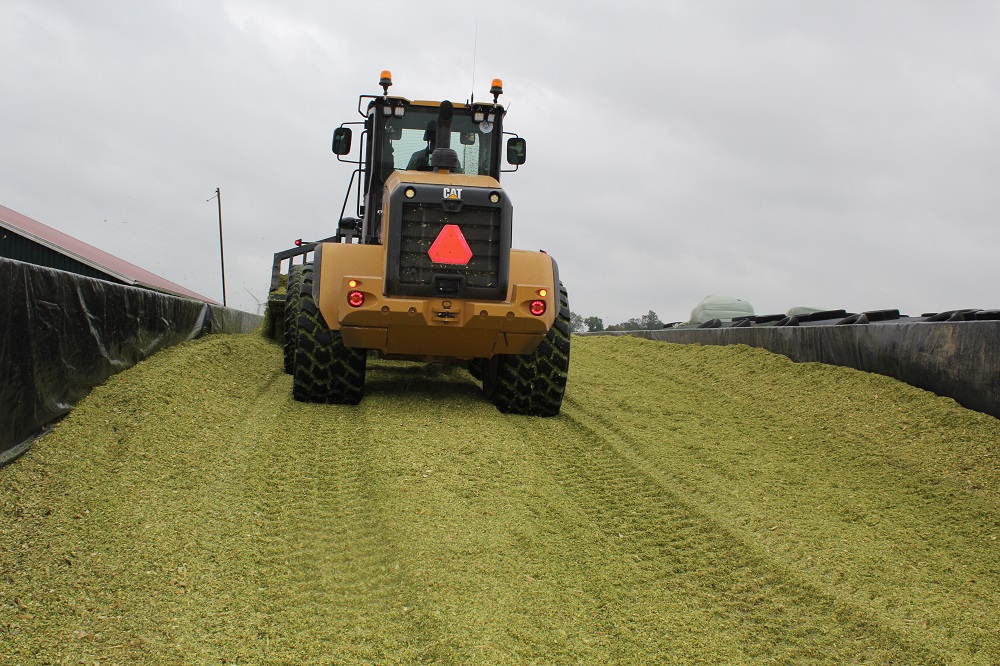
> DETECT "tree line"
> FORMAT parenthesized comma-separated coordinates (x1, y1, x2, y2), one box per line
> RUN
(569, 310, 664, 333)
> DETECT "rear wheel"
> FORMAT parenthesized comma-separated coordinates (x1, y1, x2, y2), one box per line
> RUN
(467, 358, 485, 382)
(484, 282, 571, 416)
(291, 265, 367, 404)
(282, 264, 306, 374)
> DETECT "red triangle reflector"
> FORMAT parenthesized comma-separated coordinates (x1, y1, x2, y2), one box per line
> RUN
(428, 224, 473, 265)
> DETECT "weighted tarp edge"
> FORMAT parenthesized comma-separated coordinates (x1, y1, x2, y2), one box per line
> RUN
(593, 323, 1000, 420)
(1, 257, 262, 464)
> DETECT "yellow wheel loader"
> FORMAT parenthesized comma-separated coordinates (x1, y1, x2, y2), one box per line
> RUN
(265, 72, 569, 415)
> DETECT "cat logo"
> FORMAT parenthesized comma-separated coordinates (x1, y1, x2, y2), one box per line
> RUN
(443, 187, 463, 200)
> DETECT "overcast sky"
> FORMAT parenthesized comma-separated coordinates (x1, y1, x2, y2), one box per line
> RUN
(3, 1, 998, 324)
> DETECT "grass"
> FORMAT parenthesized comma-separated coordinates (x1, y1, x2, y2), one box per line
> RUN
(1, 333, 998, 664)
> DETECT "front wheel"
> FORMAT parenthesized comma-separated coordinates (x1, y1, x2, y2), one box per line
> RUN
(282, 264, 306, 374)
(483, 282, 571, 416)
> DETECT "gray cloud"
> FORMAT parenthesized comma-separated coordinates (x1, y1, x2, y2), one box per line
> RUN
(2, 0, 998, 324)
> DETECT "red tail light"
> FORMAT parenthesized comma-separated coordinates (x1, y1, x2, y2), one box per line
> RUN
(347, 291, 365, 308)
(529, 300, 546, 316)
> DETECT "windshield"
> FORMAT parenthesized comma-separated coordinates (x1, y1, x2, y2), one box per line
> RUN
(383, 107, 494, 176)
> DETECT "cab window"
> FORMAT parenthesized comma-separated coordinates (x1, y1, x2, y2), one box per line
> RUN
(383, 109, 493, 176)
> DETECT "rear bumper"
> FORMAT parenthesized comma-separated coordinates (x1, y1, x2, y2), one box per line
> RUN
(315, 243, 557, 359)
(338, 284, 552, 358)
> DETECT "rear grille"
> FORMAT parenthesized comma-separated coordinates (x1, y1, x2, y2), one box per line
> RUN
(398, 203, 501, 289)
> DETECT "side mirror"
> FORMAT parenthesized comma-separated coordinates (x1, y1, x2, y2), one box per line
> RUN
(387, 125, 402, 140)
(506, 137, 526, 165)
(460, 131, 477, 146)
(332, 127, 352, 155)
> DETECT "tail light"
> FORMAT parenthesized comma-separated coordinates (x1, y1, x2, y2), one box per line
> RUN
(529, 300, 546, 316)
(347, 291, 365, 308)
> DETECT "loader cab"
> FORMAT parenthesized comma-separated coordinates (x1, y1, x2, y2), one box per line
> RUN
(369, 101, 501, 197)
(332, 73, 526, 245)
(359, 99, 506, 244)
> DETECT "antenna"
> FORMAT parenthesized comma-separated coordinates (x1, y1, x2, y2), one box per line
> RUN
(470, 20, 478, 104)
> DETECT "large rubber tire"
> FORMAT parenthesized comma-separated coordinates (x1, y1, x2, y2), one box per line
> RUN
(291, 267, 367, 404)
(484, 282, 571, 416)
(282, 264, 306, 374)
(467, 358, 485, 382)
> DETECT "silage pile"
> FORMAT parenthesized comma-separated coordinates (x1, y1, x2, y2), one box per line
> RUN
(2, 333, 997, 664)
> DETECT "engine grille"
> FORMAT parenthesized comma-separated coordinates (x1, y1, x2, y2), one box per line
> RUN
(398, 203, 502, 289)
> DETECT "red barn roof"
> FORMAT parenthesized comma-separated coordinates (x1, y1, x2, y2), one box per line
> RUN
(0, 203, 217, 303)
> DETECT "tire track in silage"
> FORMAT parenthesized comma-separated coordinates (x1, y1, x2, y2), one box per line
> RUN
(526, 394, 944, 665)
(246, 392, 427, 663)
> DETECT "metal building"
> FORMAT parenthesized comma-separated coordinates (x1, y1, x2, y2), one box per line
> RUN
(0, 203, 216, 303)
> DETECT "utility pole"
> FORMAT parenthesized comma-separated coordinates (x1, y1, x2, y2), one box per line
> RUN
(208, 187, 227, 306)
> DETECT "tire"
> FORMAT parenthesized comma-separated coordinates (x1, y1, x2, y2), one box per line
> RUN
(484, 282, 571, 416)
(467, 358, 485, 382)
(282, 264, 306, 374)
(292, 267, 367, 404)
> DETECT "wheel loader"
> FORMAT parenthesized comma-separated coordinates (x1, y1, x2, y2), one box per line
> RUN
(265, 71, 569, 415)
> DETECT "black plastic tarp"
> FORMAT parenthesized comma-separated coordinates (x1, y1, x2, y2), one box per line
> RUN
(1, 257, 261, 464)
(600, 321, 1000, 420)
